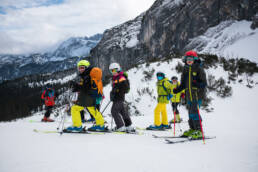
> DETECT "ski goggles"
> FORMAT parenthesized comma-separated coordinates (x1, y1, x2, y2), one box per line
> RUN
(185, 56, 194, 62)
(78, 65, 86, 71)
(110, 68, 118, 73)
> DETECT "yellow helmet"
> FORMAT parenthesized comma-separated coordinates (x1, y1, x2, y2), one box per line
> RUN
(77, 60, 90, 68)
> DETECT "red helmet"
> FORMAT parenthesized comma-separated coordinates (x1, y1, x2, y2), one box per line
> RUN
(185, 50, 198, 57)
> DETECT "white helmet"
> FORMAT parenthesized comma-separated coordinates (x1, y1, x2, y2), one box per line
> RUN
(109, 63, 121, 71)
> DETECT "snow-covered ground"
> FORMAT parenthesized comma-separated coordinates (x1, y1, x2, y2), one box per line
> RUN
(1, 59, 258, 172)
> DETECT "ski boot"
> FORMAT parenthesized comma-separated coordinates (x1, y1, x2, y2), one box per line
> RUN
(161, 124, 171, 129)
(65, 126, 83, 132)
(189, 130, 202, 139)
(112, 126, 126, 132)
(88, 125, 108, 132)
(146, 125, 164, 130)
(41, 116, 54, 122)
(169, 114, 182, 124)
(125, 125, 136, 132)
(181, 129, 194, 137)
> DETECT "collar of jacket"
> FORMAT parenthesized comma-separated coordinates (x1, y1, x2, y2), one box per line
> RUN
(79, 66, 93, 77)
(112, 71, 124, 81)
(157, 77, 168, 83)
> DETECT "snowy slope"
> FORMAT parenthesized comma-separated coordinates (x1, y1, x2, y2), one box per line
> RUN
(186, 20, 258, 63)
(1, 59, 258, 172)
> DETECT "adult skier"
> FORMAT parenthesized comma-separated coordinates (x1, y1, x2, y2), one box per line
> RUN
(147, 72, 173, 130)
(169, 76, 185, 123)
(109, 63, 134, 132)
(67, 60, 106, 132)
(173, 50, 207, 139)
(41, 84, 57, 122)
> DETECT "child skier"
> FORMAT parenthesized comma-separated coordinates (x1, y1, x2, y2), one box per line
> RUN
(66, 60, 107, 132)
(147, 72, 172, 130)
(173, 50, 207, 139)
(41, 84, 57, 122)
(109, 63, 134, 132)
(169, 76, 185, 123)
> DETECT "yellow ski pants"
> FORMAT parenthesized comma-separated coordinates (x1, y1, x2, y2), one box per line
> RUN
(154, 103, 168, 126)
(71, 105, 104, 127)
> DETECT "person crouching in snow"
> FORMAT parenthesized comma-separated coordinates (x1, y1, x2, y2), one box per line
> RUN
(173, 50, 207, 139)
(109, 63, 134, 132)
(147, 72, 173, 130)
(169, 76, 185, 124)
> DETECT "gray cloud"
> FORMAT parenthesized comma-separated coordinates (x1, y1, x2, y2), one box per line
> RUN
(0, 0, 155, 54)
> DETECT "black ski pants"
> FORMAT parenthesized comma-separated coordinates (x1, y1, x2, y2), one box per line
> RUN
(44, 106, 53, 118)
(171, 102, 179, 114)
(111, 100, 132, 129)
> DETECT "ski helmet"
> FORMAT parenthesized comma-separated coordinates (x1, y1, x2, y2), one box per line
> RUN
(109, 63, 121, 72)
(183, 50, 198, 63)
(46, 83, 52, 89)
(156, 72, 165, 78)
(185, 50, 198, 57)
(171, 76, 178, 81)
(77, 60, 90, 68)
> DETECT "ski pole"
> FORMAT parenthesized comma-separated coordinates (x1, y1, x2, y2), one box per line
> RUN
(60, 89, 72, 135)
(101, 101, 112, 114)
(197, 105, 205, 144)
(173, 109, 176, 136)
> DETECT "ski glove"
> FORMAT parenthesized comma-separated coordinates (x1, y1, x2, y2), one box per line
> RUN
(167, 94, 173, 100)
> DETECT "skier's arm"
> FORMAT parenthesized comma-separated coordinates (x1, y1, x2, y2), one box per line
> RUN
(41, 90, 46, 99)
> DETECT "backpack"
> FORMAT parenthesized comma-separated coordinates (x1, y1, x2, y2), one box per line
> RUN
(90, 67, 103, 96)
(45, 88, 55, 98)
(123, 72, 130, 94)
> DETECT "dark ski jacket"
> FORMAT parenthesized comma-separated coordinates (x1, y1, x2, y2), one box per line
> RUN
(73, 66, 96, 107)
(110, 71, 129, 102)
(173, 63, 207, 102)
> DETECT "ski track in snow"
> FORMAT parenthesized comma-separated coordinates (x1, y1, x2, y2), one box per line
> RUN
(1, 59, 258, 172)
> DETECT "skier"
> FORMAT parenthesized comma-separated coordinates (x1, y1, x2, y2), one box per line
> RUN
(169, 76, 185, 123)
(109, 63, 134, 132)
(41, 84, 57, 122)
(147, 72, 173, 130)
(173, 50, 207, 139)
(67, 60, 107, 132)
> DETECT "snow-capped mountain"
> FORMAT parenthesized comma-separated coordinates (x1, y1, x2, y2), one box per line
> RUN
(90, 0, 258, 80)
(0, 34, 102, 82)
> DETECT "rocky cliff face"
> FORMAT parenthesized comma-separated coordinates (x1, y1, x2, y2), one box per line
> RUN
(90, 0, 257, 78)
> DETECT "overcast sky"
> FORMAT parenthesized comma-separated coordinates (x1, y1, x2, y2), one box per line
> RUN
(0, 0, 155, 55)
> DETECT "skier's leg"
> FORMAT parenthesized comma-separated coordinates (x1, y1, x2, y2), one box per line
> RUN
(111, 101, 124, 129)
(154, 103, 162, 126)
(119, 101, 132, 127)
(71, 105, 84, 127)
(86, 107, 105, 126)
(161, 103, 168, 125)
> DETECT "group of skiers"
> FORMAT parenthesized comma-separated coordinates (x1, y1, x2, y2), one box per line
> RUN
(41, 50, 207, 139)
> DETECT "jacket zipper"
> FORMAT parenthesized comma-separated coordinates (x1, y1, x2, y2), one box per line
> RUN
(189, 66, 193, 101)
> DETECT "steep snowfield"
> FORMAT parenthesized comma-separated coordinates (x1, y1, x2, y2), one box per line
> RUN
(1, 59, 258, 172)
(187, 20, 258, 63)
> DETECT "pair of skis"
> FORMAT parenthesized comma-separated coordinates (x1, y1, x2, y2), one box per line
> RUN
(152, 134, 216, 144)
(33, 128, 142, 135)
